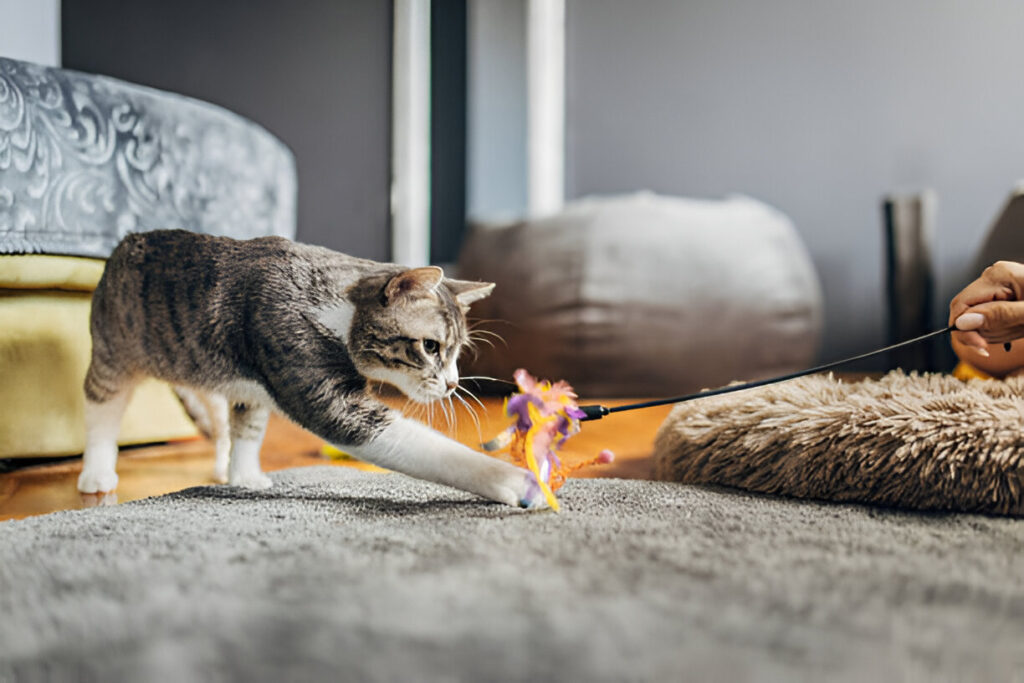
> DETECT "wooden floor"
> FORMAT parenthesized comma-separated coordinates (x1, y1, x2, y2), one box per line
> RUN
(0, 398, 673, 521)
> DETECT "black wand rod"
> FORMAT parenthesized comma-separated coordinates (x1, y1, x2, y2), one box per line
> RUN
(577, 325, 957, 422)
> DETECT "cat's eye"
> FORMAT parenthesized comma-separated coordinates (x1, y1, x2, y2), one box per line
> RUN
(422, 339, 440, 355)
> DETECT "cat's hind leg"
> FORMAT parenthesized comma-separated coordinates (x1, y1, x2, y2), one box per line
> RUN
(78, 363, 137, 494)
(207, 393, 231, 483)
(174, 387, 231, 483)
(226, 403, 273, 490)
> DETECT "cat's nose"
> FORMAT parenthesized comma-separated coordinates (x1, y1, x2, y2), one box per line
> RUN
(446, 381, 458, 393)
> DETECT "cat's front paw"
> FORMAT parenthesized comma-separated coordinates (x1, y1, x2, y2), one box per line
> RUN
(77, 468, 118, 494)
(228, 471, 274, 490)
(486, 464, 549, 510)
(516, 472, 550, 510)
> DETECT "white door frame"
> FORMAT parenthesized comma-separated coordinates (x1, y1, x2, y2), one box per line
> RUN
(391, 0, 431, 266)
(391, 0, 567, 263)
(527, 0, 565, 218)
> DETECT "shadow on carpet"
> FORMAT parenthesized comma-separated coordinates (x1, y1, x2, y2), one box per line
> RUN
(2, 466, 1024, 681)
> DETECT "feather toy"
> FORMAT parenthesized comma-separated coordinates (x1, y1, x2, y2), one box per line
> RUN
(483, 369, 614, 511)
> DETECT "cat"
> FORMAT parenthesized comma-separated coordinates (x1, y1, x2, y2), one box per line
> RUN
(77, 229, 543, 508)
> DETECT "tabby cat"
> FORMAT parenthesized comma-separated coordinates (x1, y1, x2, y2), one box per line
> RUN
(77, 230, 542, 508)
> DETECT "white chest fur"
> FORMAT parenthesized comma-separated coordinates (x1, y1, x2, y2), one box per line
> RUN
(217, 380, 278, 410)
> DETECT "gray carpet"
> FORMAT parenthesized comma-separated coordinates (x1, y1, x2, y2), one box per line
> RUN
(2, 466, 1024, 682)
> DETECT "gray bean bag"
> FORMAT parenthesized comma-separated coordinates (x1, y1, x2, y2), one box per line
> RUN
(458, 192, 823, 397)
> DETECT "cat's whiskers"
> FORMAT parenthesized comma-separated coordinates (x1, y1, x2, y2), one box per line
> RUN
(460, 374, 507, 383)
(408, 380, 435, 427)
(467, 317, 512, 332)
(465, 320, 510, 359)
(462, 338, 481, 361)
(453, 390, 483, 443)
(463, 338, 486, 361)
(399, 395, 414, 417)
(448, 396, 460, 437)
(457, 383, 489, 415)
(468, 327, 508, 348)
(400, 395, 430, 427)
(459, 376, 517, 396)
(467, 332, 496, 350)
(439, 396, 454, 434)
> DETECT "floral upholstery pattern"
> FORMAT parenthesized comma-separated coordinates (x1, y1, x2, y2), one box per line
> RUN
(0, 57, 296, 257)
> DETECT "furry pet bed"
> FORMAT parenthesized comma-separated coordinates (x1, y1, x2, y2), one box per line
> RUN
(653, 371, 1024, 516)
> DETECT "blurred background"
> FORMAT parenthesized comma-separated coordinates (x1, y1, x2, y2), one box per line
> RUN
(3, 0, 1024, 373)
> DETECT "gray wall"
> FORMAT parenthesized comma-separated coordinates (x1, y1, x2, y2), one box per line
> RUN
(566, 0, 1024, 362)
(0, 0, 59, 66)
(62, 0, 392, 260)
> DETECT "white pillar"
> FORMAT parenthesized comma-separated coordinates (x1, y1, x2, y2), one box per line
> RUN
(391, 0, 431, 266)
(527, 0, 565, 218)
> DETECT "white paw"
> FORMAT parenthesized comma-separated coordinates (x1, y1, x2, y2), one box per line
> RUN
(79, 492, 118, 508)
(77, 468, 119, 494)
(485, 463, 549, 510)
(213, 465, 229, 484)
(228, 471, 273, 490)
(515, 477, 550, 510)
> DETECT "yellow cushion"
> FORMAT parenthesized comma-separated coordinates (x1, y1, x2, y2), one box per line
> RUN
(0, 255, 106, 291)
(0, 256, 198, 458)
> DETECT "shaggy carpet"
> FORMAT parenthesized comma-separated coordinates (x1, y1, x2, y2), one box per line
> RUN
(655, 372, 1024, 516)
(2, 466, 1024, 682)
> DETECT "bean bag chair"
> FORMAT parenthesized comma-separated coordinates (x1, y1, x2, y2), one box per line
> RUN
(457, 192, 823, 397)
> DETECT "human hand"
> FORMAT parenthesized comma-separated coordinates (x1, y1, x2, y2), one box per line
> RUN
(949, 261, 1024, 358)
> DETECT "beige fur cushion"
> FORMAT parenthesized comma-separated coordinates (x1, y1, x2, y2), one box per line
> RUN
(653, 372, 1024, 516)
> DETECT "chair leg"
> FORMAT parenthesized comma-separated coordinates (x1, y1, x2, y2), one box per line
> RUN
(884, 191, 936, 372)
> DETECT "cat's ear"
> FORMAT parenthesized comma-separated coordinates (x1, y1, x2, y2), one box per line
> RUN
(384, 266, 444, 304)
(446, 278, 496, 311)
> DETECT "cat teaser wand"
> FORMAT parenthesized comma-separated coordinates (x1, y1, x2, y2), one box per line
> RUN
(485, 326, 958, 511)
(576, 325, 958, 421)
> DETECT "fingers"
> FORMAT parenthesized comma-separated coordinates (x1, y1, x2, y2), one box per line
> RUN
(948, 262, 1024, 358)
(969, 301, 1024, 342)
(948, 261, 1023, 326)
(949, 280, 1013, 325)
(952, 329, 989, 357)
(951, 300, 1024, 348)
(952, 308, 989, 355)
(952, 309, 988, 356)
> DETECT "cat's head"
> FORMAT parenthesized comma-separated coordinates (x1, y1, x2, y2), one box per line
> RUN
(343, 267, 494, 403)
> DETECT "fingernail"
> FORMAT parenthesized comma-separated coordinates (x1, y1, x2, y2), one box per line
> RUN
(976, 347, 990, 358)
(955, 312, 985, 330)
